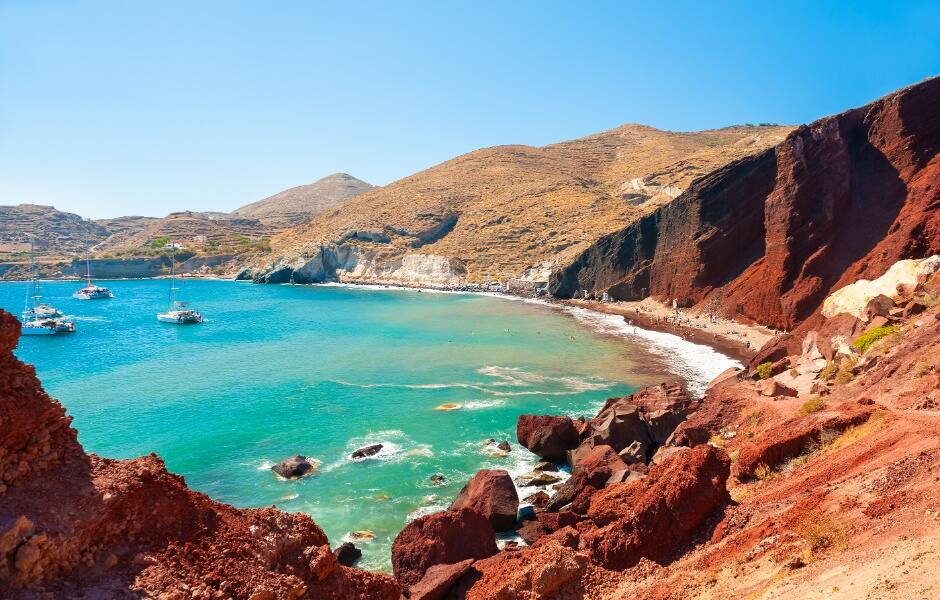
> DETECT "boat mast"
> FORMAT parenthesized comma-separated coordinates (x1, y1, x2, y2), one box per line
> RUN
(168, 245, 177, 310)
(84, 248, 92, 286)
(23, 239, 35, 316)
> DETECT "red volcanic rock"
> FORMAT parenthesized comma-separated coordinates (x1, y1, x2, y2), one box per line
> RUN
(532, 525, 580, 550)
(580, 445, 730, 570)
(632, 381, 696, 444)
(583, 401, 652, 459)
(571, 444, 628, 488)
(449, 469, 519, 532)
(391, 507, 498, 588)
(734, 403, 876, 479)
(458, 543, 588, 600)
(551, 76, 940, 337)
(536, 510, 580, 531)
(0, 311, 400, 599)
(516, 519, 551, 545)
(545, 471, 588, 512)
(516, 415, 580, 461)
(408, 558, 475, 600)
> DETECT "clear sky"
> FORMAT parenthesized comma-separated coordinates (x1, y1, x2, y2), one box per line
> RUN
(1, 1, 938, 219)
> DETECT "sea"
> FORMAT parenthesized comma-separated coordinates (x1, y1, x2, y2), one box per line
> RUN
(1, 278, 738, 569)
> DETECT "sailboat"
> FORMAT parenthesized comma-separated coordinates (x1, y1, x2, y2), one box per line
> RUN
(73, 250, 114, 300)
(21, 243, 76, 335)
(157, 248, 203, 324)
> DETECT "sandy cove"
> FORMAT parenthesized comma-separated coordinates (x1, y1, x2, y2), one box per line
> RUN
(564, 297, 778, 363)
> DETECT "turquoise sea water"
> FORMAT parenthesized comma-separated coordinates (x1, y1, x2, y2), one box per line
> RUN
(2, 279, 709, 569)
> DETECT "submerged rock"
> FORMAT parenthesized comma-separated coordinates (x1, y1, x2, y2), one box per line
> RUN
(271, 455, 317, 479)
(351, 444, 384, 459)
(429, 473, 447, 485)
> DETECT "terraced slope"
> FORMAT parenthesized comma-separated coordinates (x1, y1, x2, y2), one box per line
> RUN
(0, 204, 109, 254)
(257, 124, 792, 285)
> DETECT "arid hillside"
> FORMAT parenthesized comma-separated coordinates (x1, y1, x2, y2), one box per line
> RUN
(233, 172, 373, 228)
(254, 124, 791, 284)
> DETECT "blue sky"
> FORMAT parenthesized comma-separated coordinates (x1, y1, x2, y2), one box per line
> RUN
(1, 1, 938, 219)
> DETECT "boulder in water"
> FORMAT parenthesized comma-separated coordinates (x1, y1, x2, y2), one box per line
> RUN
(271, 455, 317, 479)
(429, 473, 447, 486)
(334, 542, 362, 566)
(351, 444, 384, 459)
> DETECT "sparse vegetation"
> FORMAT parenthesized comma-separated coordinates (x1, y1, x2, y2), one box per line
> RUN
(756, 362, 773, 380)
(754, 462, 775, 481)
(798, 396, 826, 416)
(149, 236, 171, 249)
(834, 357, 857, 384)
(818, 360, 838, 381)
(799, 515, 850, 557)
(709, 433, 726, 448)
(852, 325, 899, 353)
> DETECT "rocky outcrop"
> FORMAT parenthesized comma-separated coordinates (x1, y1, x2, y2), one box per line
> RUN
(449, 469, 519, 532)
(0, 310, 400, 599)
(391, 507, 498, 588)
(550, 76, 940, 333)
(516, 414, 580, 461)
(456, 543, 588, 600)
(580, 445, 730, 570)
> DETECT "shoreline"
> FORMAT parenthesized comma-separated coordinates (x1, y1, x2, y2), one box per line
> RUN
(564, 298, 775, 364)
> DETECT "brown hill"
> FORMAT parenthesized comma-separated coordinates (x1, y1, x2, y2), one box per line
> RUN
(233, 172, 373, 228)
(253, 124, 792, 284)
(0, 204, 109, 254)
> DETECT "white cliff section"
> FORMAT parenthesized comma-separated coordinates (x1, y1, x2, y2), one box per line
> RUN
(822, 255, 940, 320)
(290, 245, 467, 286)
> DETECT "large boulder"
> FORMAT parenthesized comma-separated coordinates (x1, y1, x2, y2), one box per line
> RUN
(391, 508, 498, 588)
(333, 542, 361, 567)
(631, 381, 695, 445)
(570, 444, 627, 488)
(584, 402, 652, 460)
(350, 444, 383, 459)
(449, 469, 519, 532)
(516, 415, 580, 461)
(580, 445, 730, 570)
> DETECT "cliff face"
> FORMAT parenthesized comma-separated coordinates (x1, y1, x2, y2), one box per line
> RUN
(551, 76, 940, 331)
(0, 310, 400, 599)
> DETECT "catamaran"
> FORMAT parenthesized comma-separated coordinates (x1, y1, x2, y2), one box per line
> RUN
(157, 249, 203, 324)
(21, 244, 76, 335)
(73, 251, 113, 300)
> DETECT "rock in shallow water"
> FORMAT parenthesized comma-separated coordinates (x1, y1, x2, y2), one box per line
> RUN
(334, 541, 362, 566)
(450, 469, 520, 532)
(351, 444, 384, 459)
(271, 455, 317, 479)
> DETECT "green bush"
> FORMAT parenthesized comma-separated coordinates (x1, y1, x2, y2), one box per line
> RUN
(852, 326, 899, 354)
(798, 396, 826, 416)
(756, 362, 773, 380)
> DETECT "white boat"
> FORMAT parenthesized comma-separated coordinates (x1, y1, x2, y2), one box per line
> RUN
(73, 252, 113, 300)
(21, 242, 76, 335)
(157, 248, 203, 325)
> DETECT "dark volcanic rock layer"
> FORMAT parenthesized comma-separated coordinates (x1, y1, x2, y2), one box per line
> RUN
(0, 310, 399, 599)
(550, 76, 940, 332)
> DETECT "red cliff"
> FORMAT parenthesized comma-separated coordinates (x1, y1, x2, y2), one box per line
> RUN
(550, 76, 940, 333)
